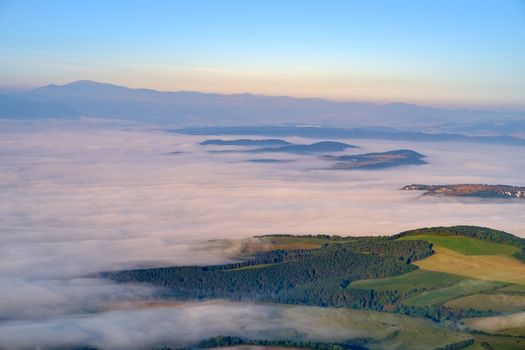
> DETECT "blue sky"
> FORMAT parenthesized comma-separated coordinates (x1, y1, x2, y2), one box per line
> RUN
(0, 0, 524, 108)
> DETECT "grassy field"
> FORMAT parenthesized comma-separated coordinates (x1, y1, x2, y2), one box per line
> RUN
(398, 235, 519, 255)
(462, 311, 525, 337)
(402, 279, 505, 306)
(280, 305, 471, 350)
(349, 269, 466, 292)
(497, 284, 525, 294)
(465, 337, 525, 350)
(446, 293, 525, 312)
(349, 267, 509, 307)
(205, 303, 525, 350)
(498, 327, 525, 337)
(394, 235, 525, 305)
(411, 245, 525, 285)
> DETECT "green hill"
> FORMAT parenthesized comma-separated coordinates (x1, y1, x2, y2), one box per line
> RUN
(101, 226, 525, 325)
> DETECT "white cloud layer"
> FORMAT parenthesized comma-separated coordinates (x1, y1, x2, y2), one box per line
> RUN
(0, 119, 524, 348)
(0, 300, 461, 350)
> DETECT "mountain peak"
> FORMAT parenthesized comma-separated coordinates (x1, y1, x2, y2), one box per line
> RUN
(30, 80, 129, 96)
(64, 80, 120, 88)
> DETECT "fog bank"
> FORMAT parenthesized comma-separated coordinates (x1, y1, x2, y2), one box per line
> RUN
(0, 119, 523, 348)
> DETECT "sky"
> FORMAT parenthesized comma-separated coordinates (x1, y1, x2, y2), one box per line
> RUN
(0, 0, 524, 108)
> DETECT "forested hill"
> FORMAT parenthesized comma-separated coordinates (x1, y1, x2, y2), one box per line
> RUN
(101, 226, 525, 324)
(102, 238, 432, 307)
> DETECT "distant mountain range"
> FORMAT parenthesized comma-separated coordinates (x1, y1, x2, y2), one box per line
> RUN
(246, 159, 295, 163)
(176, 125, 525, 146)
(200, 139, 292, 147)
(201, 138, 356, 154)
(2, 80, 525, 133)
(248, 141, 356, 154)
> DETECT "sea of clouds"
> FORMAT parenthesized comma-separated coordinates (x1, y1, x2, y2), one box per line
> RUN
(0, 119, 524, 348)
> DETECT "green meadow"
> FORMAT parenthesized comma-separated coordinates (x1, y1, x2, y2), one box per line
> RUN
(446, 293, 525, 313)
(402, 279, 506, 306)
(398, 234, 519, 255)
(349, 269, 465, 292)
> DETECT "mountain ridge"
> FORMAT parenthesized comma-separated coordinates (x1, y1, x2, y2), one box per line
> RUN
(1, 80, 523, 130)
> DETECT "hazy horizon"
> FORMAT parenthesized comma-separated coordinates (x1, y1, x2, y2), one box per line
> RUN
(1, 0, 525, 109)
(2, 79, 525, 113)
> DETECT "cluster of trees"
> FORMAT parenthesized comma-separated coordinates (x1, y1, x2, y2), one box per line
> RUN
(514, 249, 525, 263)
(395, 304, 499, 322)
(191, 335, 372, 350)
(175, 335, 476, 350)
(206, 248, 315, 271)
(343, 238, 433, 263)
(103, 239, 432, 310)
(433, 339, 475, 350)
(257, 233, 355, 241)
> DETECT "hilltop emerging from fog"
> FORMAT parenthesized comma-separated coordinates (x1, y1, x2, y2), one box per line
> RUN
(403, 184, 525, 199)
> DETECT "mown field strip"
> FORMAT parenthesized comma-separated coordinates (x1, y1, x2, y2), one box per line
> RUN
(413, 245, 525, 285)
(446, 293, 525, 312)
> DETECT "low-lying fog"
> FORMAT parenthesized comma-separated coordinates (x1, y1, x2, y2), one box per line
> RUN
(1, 119, 524, 348)
(0, 300, 459, 350)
